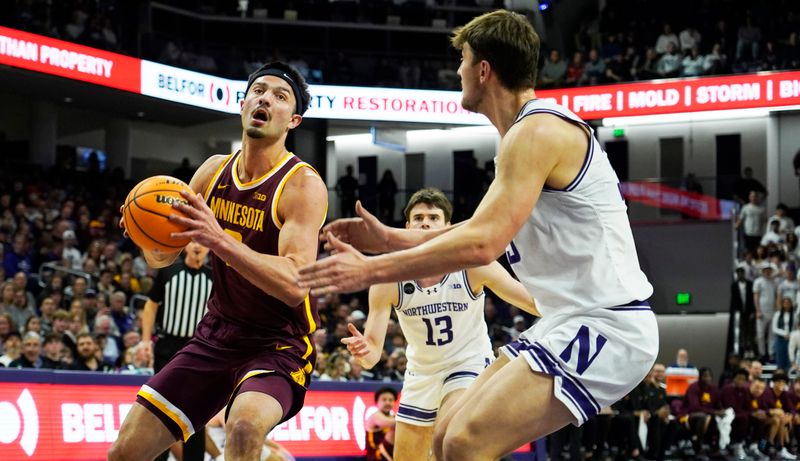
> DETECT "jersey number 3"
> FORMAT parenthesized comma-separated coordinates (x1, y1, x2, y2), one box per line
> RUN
(423, 316, 453, 346)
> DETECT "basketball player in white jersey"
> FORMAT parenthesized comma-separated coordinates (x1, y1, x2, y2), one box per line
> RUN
(298, 10, 657, 461)
(343, 188, 536, 460)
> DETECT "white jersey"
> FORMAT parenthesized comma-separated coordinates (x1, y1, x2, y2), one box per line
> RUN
(506, 99, 653, 316)
(394, 271, 493, 374)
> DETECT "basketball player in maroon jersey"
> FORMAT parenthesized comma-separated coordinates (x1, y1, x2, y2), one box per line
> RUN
(109, 62, 328, 461)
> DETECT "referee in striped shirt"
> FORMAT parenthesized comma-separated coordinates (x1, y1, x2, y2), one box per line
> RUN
(141, 241, 212, 461)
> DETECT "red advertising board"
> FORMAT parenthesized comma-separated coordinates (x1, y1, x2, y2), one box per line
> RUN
(0, 26, 140, 93)
(536, 71, 800, 120)
(0, 378, 530, 460)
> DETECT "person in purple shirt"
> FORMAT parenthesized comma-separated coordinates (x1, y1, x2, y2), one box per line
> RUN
(765, 372, 795, 459)
(683, 368, 723, 454)
(719, 368, 751, 458)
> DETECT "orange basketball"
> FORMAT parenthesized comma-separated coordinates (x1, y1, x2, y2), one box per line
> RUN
(123, 175, 193, 253)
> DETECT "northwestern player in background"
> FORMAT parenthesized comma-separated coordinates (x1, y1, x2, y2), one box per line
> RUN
(342, 188, 535, 460)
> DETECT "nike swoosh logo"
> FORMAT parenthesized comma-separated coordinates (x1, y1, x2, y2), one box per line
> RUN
(217, 184, 229, 190)
(276, 345, 292, 350)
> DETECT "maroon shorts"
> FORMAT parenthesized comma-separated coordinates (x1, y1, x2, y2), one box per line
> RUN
(136, 311, 316, 442)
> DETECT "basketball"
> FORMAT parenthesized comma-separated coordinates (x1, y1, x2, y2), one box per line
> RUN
(123, 175, 194, 253)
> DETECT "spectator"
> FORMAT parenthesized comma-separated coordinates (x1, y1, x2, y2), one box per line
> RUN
(761, 41, 780, 71)
(605, 52, 630, 83)
(656, 42, 682, 78)
(729, 268, 756, 357)
(538, 49, 567, 88)
(737, 191, 766, 254)
(733, 167, 767, 205)
(783, 32, 800, 69)
(23, 315, 41, 335)
(634, 47, 661, 80)
(637, 364, 670, 460)
(772, 297, 794, 370)
(682, 367, 722, 455)
(679, 26, 702, 53)
(8, 331, 43, 368)
(703, 43, 727, 75)
(335, 165, 359, 218)
(0, 331, 22, 366)
(564, 51, 584, 87)
(377, 170, 398, 224)
(736, 16, 761, 61)
(777, 268, 798, 311)
(40, 333, 65, 369)
(94, 314, 122, 365)
(670, 348, 694, 368)
(655, 23, 680, 55)
(580, 48, 606, 86)
(771, 203, 795, 234)
(719, 368, 753, 459)
(11, 271, 34, 308)
(5, 289, 34, 334)
(109, 291, 133, 335)
(53, 309, 77, 358)
(3, 233, 33, 276)
(761, 219, 785, 247)
(681, 47, 705, 77)
(62, 230, 82, 270)
(68, 332, 110, 372)
(753, 265, 778, 360)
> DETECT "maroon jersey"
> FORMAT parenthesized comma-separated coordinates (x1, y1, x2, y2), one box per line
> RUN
(204, 151, 321, 337)
(366, 427, 391, 461)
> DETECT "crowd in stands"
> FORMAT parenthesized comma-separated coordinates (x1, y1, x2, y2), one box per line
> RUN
(4, 0, 800, 90)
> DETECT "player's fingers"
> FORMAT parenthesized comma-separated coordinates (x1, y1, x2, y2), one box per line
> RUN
(310, 284, 340, 296)
(356, 200, 378, 224)
(347, 322, 363, 337)
(327, 232, 352, 253)
(298, 255, 338, 277)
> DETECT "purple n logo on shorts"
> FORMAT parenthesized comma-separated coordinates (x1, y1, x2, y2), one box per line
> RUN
(559, 325, 608, 375)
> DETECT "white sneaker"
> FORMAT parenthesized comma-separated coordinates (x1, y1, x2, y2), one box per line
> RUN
(731, 443, 747, 460)
(747, 443, 769, 461)
(780, 446, 797, 460)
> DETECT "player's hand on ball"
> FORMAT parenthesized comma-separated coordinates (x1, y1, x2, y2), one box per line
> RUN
(321, 200, 391, 254)
(298, 232, 373, 295)
(169, 190, 226, 250)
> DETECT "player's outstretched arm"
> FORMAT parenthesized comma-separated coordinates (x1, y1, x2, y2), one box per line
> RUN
(341, 283, 395, 369)
(299, 116, 560, 294)
(172, 166, 328, 306)
(321, 200, 462, 254)
(467, 261, 539, 317)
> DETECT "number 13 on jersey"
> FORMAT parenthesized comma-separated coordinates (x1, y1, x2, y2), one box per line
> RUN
(423, 316, 453, 346)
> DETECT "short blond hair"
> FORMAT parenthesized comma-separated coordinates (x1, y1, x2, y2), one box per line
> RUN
(451, 10, 540, 90)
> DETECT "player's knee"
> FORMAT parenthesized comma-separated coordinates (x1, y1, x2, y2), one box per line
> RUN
(226, 418, 262, 455)
(441, 425, 476, 460)
(106, 439, 134, 461)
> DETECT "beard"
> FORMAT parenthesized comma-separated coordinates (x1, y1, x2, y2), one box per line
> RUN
(245, 127, 267, 138)
(461, 92, 479, 112)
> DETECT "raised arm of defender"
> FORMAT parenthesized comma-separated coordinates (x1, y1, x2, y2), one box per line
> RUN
(299, 115, 567, 294)
(322, 200, 463, 254)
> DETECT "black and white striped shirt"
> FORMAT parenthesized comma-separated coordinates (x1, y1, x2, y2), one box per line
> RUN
(150, 262, 213, 338)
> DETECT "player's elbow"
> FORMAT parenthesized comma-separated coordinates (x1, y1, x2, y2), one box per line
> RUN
(279, 286, 310, 307)
(468, 239, 503, 266)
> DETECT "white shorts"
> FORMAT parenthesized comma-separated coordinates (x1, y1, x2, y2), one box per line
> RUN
(500, 301, 658, 426)
(397, 355, 493, 427)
